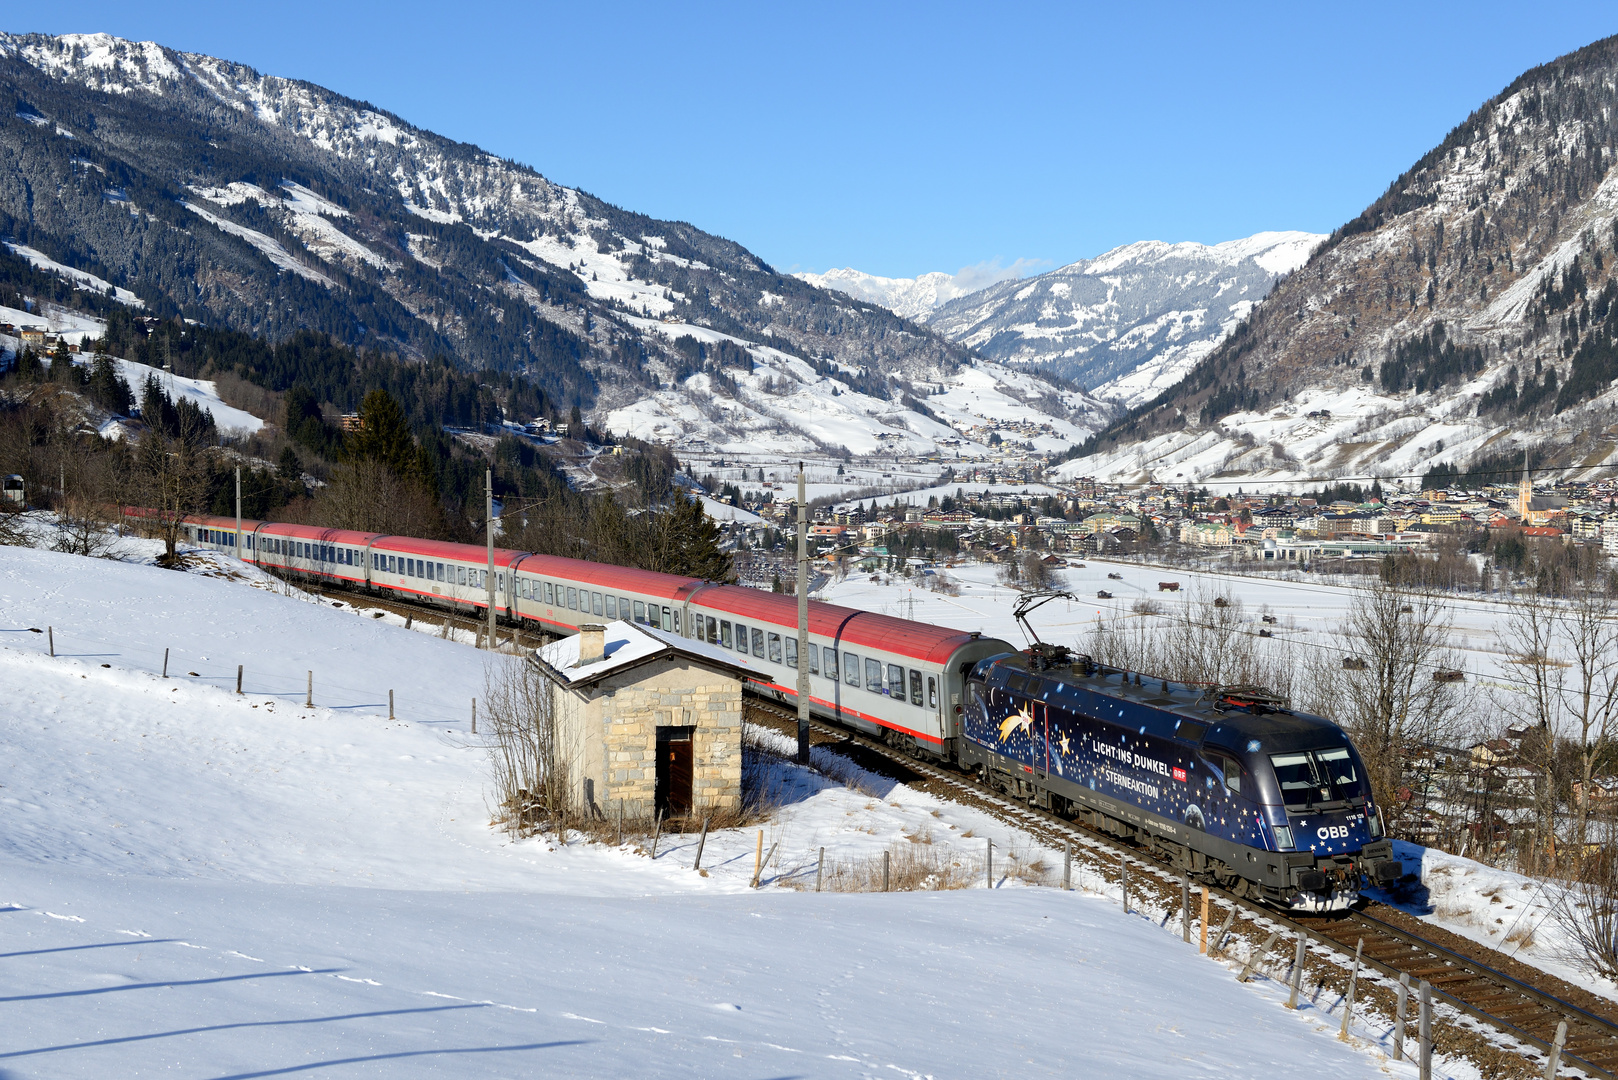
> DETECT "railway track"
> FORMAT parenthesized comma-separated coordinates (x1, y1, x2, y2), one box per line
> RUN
(746, 697, 1618, 1079)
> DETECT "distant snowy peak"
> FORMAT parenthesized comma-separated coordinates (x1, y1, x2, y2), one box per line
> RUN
(923, 230, 1324, 407)
(795, 260, 1035, 321)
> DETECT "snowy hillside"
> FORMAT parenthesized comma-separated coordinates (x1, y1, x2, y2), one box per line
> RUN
(601, 319, 1115, 457)
(0, 543, 1417, 1077)
(926, 232, 1322, 405)
(0, 30, 976, 444)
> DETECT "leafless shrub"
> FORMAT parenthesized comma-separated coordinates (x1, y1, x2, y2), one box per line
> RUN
(483, 656, 565, 839)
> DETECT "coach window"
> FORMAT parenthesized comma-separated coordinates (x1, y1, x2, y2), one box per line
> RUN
(866, 658, 884, 694)
(784, 637, 797, 668)
(562, 587, 574, 610)
(928, 676, 938, 709)
(808, 644, 819, 675)
(768, 633, 783, 664)
(748, 627, 762, 658)
(719, 619, 732, 648)
(593, 592, 604, 616)
(648, 605, 662, 630)
(887, 664, 904, 698)
(604, 595, 616, 618)
(671, 610, 680, 633)
(909, 669, 923, 706)
(456, 566, 465, 586)
(734, 623, 748, 651)
(438, 563, 446, 581)
(519, 579, 529, 600)
(634, 600, 646, 623)
(844, 652, 859, 686)
(824, 648, 838, 681)
(703, 616, 716, 643)
(619, 596, 630, 618)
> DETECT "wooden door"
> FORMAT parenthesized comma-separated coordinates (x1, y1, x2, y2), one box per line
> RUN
(657, 727, 695, 816)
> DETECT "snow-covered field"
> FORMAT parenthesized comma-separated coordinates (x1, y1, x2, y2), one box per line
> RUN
(818, 556, 1544, 686)
(0, 541, 1438, 1077)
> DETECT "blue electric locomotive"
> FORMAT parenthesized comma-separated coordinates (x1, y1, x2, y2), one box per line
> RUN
(959, 642, 1401, 910)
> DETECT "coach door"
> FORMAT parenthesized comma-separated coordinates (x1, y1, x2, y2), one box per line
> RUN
(656, 726, 695, 817)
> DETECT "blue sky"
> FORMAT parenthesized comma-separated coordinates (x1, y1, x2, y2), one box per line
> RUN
(17, 2, 1618, 279)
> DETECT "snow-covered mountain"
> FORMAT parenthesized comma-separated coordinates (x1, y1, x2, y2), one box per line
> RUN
(1, 31, 1066, 459)
(924, 232, 1322, 407)
(794, 262, 1031, 320)
(1064, 35, 1618, 487)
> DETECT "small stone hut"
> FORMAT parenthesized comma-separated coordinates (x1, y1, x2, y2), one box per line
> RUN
(531, 620, 750, 822)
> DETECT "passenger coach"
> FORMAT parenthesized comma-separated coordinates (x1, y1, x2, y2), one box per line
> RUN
(166, 512, 1010, 757)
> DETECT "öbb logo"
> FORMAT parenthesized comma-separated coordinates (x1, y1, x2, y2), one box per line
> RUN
(1317, 825, 1350, 841)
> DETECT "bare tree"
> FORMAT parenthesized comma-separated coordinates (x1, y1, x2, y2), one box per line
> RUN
(1496, 589, 1567, 867)
(1333, 584, 1468, 836)
(315, 458, 444, 537)
(134, 424, 208, 565)
(483, 655, 566, 839)
(1560, 582, 1618, 853)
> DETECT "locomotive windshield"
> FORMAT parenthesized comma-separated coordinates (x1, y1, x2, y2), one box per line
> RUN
(1270, 747, 1364, 810)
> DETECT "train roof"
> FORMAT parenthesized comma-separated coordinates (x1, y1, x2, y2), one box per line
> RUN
(695, 584, 988, 665)
(993, 651, 1351, 753)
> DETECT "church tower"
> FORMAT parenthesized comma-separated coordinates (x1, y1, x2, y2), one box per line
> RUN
(1519, 459, 1532, 520)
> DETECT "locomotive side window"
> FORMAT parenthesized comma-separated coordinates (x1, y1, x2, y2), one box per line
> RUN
(768, 633, 782, 664)
(866, 658, 883, 693)
(844, 652, 859, 686)
(887, 664, 904, 698)
(1223, 756, 1242, 794)
(927, 676, 938, 708)
(909, 669, 923, 706)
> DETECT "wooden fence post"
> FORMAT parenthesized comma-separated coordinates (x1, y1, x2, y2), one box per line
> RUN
(1238, 930, 1280, 983)
(750, 829, 764, 888)
(306, 670, 312, 708)
(1181, 871, 1191, 943)
(1545, 1018, 1567, 1079)
(1209, 907, 1237, 957)
(883, 849, 891, 892)
(1340, 938, 1363, 1039)
(1120, 854, 1129, 914)
(1393, 972, 1409, 1061)
(650, 811, 663, 858)
(1418, 979, 1432, 1080)
(616, 799, 623, 847)
(471, 698, 477, 734)
(816, 846, 825, 892)
(389, 689, 394, 720)
(1287, 930, 1306, 1008)
(162, 647, 168, 678)
(48, 625, 53, 657)
(1063, 841, 1071, 891)
(692, 817, 709, 871)
(1199, 887, 1210, 954)
(236, 664, 243, 694)
(985, 839, 993, 889)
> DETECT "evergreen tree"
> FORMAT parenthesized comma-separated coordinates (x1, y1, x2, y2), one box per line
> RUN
(346, 389, 418, 480)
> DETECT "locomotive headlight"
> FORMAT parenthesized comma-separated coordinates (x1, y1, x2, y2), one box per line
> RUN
(1273, 825, 1294, 851)
(1368, 810, 1382, 838)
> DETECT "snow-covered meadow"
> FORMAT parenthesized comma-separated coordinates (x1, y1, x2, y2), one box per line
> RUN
(0, 543, 1454, 1077)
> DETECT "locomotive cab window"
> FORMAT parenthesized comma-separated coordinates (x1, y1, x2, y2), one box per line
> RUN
(1271, 748, 1362, 810)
